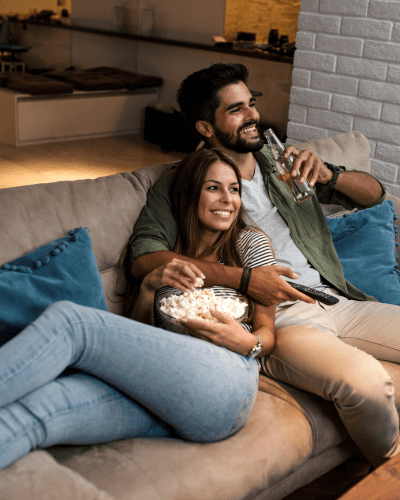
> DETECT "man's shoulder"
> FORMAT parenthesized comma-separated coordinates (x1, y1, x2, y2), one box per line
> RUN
(255, 145, 276, 171)
(148, 166, 176, 197)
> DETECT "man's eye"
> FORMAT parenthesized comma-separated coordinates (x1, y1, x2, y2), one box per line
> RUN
(230, 108, 240, 114)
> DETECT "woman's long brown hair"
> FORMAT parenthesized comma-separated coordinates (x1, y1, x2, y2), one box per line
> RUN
(117, 148, 262, 318)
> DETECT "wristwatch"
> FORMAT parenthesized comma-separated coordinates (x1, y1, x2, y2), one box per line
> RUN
(248, 335, 263, 358)
(324, 162, 341, 188)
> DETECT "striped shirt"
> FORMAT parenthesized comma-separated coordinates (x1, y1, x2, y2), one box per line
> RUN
(155, 228, 276, 334)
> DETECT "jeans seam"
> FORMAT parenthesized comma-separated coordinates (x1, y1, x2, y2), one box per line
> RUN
(2, 391, 127, 446)
(224, 360, 259, 439)
(0, 322, 77, 385)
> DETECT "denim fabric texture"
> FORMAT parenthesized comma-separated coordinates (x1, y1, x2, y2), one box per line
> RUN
(0, 301, 259, 470)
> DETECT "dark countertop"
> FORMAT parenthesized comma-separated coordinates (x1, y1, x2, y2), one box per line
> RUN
(9, 18, 294, 65)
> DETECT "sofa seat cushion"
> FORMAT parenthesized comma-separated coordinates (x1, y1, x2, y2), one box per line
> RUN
(0, 227, 107, 347)
(0, 451, 112, 500)
(6, 73, 74, 95)
(61, 390, 314, 500)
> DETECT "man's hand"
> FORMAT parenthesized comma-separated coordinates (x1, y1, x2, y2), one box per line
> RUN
(132, 252, 315, 306)
(280, 146, 384, 205)
(282, 146, 333, 187)
(247, 265, 316, 305)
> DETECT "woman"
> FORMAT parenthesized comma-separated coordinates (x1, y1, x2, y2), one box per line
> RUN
(0, 148, 276, 470)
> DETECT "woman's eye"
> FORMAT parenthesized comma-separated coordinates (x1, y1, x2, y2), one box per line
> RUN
(230, 187, 239, 193)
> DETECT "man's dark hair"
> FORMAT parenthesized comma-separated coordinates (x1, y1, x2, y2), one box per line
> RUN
(176, 63, 249, 133)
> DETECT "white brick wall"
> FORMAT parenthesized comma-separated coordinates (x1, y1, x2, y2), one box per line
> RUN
(287, 0, 400, 197)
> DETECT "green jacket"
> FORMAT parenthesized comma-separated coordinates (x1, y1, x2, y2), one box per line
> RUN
(129, 145, 386, 302)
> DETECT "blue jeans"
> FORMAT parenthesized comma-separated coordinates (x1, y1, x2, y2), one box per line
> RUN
(0, 301, 259, 470)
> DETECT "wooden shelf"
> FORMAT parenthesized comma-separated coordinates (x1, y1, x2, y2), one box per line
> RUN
(9, 19, 294, 65)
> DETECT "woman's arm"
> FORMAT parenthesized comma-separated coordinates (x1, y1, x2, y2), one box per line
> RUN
(181, 301, 276, 357)
(250, 302, 276, 357)
(131, 259, 205, 325)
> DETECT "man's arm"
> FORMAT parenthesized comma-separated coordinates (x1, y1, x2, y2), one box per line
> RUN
(283, 146, 385, 207)
(132, 251, 315, 306)
(129, 163, 314, 306)
(324, 169, 384, 206)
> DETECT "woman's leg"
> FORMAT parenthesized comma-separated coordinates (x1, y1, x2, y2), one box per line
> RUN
(0, 372, 173, 470)
(0, 300, 259, 443)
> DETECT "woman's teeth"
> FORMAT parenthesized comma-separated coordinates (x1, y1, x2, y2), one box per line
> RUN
(212, 211, 231, 216)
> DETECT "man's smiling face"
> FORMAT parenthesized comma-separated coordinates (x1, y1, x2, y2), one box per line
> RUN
(210, 81, 264, 153)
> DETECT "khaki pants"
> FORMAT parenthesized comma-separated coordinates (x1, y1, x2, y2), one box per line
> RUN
(262, 289, 400, 466)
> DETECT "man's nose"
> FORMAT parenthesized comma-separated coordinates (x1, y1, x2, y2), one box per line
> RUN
(244, 105, 259, 122)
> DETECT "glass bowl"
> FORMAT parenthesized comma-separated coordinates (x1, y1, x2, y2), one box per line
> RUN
(154, 287, 248, 336)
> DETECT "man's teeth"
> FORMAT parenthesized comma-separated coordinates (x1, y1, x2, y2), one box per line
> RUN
(241, 125, 257, 134)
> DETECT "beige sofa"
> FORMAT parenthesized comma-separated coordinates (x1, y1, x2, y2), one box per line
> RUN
(1, 131, 400, 500)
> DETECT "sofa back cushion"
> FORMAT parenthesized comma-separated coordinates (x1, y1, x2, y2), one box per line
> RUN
(0, 163, 175, 313)
(294, 131, 371, 173)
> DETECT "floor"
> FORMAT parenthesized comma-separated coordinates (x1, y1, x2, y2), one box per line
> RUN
(0, 133, 186, 189)
(0, 133, 372, 498)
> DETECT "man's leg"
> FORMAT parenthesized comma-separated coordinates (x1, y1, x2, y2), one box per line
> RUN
(320, 289, 400, 362)
(0, 300, 259, 444)
(262, 300, 400, 467)
(0, 372, 173, 470)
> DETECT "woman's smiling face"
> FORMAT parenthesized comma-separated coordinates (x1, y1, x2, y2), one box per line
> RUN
(197, 160, 241, 238)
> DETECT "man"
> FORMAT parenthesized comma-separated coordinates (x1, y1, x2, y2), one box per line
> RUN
(129, 63, 400, 467)
(130, 63, 384, 305)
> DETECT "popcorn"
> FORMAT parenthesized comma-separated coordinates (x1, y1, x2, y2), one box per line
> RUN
(193, 277, 204, 288)
(159, 288, 247, 322)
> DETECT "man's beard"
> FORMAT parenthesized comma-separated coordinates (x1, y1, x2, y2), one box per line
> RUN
(213, 121, 264, 153)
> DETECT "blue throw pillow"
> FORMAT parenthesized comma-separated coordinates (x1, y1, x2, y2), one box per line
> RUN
(0, 227, 107, 346)
(326, 200, 400, 304)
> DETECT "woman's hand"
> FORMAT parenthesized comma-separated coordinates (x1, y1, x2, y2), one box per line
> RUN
(141, 258, 205, 293)
(180, 309, 258, 356)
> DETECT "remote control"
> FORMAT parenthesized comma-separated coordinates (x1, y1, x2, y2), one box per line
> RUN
(288, 282, 339, 305)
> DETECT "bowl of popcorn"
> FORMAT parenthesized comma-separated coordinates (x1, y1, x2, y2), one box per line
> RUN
(154, 286, 248, 336)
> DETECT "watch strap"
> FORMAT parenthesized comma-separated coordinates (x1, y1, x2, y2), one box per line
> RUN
(324, 162, 341, 188)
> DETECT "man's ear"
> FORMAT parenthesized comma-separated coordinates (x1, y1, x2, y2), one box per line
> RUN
(195, 121, 213, 139)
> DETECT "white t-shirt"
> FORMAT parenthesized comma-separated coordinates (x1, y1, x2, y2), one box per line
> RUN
(241, 161, 325, 290)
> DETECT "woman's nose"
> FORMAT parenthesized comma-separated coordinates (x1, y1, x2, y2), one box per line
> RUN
(220, 190, 232, 203)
